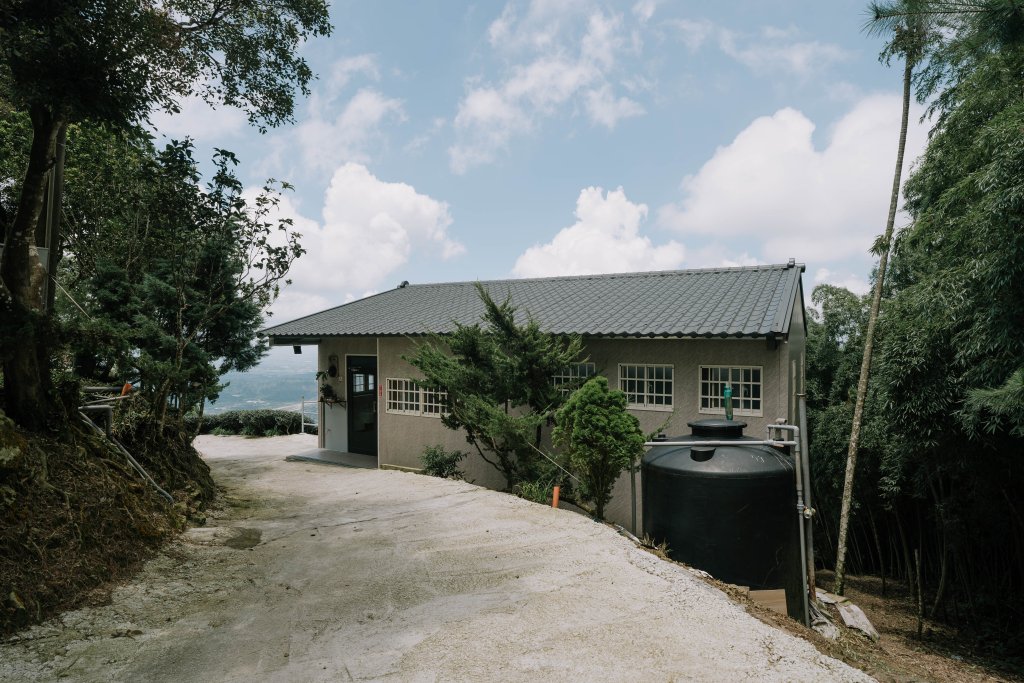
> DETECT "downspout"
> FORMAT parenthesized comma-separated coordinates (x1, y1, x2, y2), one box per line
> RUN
(769, 421, 810, 628)
(630, 458, 637, 536)
(798, 393, 816, 600)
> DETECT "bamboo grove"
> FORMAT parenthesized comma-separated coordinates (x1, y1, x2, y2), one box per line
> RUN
(810, 1, 1024, 656)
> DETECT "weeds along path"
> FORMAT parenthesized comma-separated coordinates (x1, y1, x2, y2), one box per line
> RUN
(0, 434, 872, 682)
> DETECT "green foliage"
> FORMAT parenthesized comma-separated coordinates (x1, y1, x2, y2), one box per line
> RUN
(964, 368, 1024, 438)
(512, 478, 556, 505)
(0, 0, 331, 130)
(186, 410, 307, 437)
(884, 42, 1024, 448)
(420, 445, 467, 480)
(553, 376, 645, 520)
(407, 285, 585, 488)
(61, 136, 303, 425)
(0, 0, 329, 431)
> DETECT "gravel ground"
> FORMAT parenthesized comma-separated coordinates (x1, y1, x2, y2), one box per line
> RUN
(0, 435, 874, 682)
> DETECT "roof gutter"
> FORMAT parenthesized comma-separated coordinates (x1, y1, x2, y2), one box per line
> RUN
(266, 335, 323, 346)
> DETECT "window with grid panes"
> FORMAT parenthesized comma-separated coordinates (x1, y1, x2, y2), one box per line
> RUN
(699, 365, 762, 416)
(617, 364, 673, 410)
(386, 378, 420, 415)
(421, 387, 447, 416)
(385, 378, 447, 417)
(552, 362, 597, 395)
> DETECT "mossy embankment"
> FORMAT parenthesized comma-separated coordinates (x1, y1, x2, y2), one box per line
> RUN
(0, 400, 216, 634)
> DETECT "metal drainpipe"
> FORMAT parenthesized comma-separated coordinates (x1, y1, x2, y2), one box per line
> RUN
(769, 422, 810, 627)
(798, 395, 816, 601)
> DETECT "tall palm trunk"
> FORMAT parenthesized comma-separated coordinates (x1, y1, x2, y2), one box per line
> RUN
(833, 56, 913, 596)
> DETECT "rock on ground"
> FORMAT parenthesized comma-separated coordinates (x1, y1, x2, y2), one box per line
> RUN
(0, 434, 874, 682)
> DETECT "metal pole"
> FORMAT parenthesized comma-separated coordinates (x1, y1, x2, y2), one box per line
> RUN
(798, 393, 816, 600)
(770, 422, 810, 627)
(630, 461, 637, 535)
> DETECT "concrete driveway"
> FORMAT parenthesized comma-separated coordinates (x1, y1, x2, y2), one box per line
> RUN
(0, 435, 871, 682)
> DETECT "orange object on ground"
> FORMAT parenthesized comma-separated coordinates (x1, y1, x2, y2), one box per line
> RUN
(552, 485, 560, 509)
(120, 383, 133, 396)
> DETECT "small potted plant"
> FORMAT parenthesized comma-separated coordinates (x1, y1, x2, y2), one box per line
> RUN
(315, 371, 345, 407)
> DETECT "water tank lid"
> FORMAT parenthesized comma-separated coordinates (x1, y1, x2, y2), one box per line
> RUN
(687, 418, 747, 438)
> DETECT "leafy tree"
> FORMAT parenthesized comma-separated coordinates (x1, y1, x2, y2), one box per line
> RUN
(67, 139, 303, 429)
(407, 285, 585, 488)
(0, 0, 330, 430)
(553, 376, 644, 520)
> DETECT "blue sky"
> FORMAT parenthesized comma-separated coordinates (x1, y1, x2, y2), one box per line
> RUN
(151, 0, 930, 332)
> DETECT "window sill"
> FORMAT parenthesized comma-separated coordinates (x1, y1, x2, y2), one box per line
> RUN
(385, 410, 445, 419)
(627, 405, 674, 412)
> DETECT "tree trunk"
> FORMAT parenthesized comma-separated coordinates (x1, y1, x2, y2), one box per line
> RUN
(1, 105, 65, 431)
(928, 476, 949, 618)
(896, 509, 915, 593)
(834, 56, 913, 596)
(868, 506, 887, 596)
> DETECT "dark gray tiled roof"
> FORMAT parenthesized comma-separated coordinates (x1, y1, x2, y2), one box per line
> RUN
(264, 263, 805, 340)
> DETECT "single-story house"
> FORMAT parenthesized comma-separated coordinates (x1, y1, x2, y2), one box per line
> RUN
(263, 261, 807, 527)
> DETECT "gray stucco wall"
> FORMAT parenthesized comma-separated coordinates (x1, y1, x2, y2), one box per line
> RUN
(307, 295, 806, 531)
(377, 337, 508, 491)
(581, 336, 792, 528)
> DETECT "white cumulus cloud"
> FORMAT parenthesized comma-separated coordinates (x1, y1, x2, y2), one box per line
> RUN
(663, 20, 850, 77)
(292, 89, 404, 172)
(148, 95, 248, 141)
(512, 186, 685, 278)
(813, 267, 870, 296)
(450, 2, 644, 173)
(267, 164, 463, 321)
(719, 26, 852, 76)
(656, 94, 929, 265)
(256, 54, 404, 179)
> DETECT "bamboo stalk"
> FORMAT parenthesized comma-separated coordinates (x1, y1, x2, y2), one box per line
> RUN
(915, 548, 923, 640)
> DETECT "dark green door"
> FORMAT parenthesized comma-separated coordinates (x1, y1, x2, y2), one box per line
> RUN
(346, 356, 377, 456)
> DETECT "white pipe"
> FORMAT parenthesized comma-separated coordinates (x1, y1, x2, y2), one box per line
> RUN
(644, 440, 796, 448)
(766, 422, 810, 626)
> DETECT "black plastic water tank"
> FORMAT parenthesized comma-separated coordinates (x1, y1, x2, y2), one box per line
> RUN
(642, 419, 803, 619)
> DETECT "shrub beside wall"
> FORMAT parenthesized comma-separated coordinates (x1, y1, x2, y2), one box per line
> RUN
(186, 410, 314, 437)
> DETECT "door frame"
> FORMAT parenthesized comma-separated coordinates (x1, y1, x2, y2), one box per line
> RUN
(344, 354, 378, 457)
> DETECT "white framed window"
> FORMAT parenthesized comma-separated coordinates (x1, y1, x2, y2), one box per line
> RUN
(700, 365, 762, 416)
(385, 378, 447, 418)
(421, 387, 447, 416)
(386, 378, 420, 415)
(618, 364, 673, 410)
(552, 362, 597, 395)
